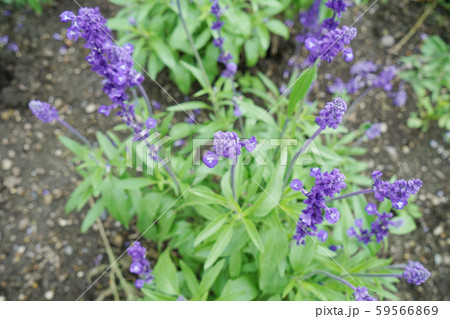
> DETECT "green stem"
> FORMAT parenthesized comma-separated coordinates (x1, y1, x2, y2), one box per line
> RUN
(283, 127, 322, 189)
(326, 188, 373, 202)
(351, 273, 403, 278)
(303, 270, 356, 291)
(57, 118, 91, 147)
(231, 158, 237, 201)
(136, 83, 153, 117)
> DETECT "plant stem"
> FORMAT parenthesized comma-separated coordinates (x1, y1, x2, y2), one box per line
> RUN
(326, 188, 373, 203)
(57, 118, 91, 147)
(136, 83, 153, 117)
(231, 158, 237, 201)
(351, 273, 403, 278)
(283, 127, 322, 188)
(176, 0, 212, 91)
(341, 87, 372, 126)
(89, 198, 136, 301)
(303, 270, 356, 291)
(386, 264, 407, 269)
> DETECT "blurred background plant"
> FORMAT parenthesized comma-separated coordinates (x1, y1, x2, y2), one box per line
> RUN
(0, 0, 52, 14)
(399, 35, 450, 131)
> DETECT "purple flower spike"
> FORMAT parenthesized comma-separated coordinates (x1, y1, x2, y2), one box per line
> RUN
(29, 100, 59, 123)
(213, 131, 242, 159)
(127, 241, 154, 289)
(372, 170, 422, 209)
(317, 229, 328, 242)
(354, 287, 377, 301)
(325, 0, 349, 18)
(60, 11, 75, 22)
(203, 131, 257, 168)
(325, 207, 340, 224)
(290, 179, 303, 191)
(365, 123, 382, 140)
(221, 62, 237, 79)
(403, 261, 430, 285)
(293, 168, 346, 245)
(203, 151, 219, 168)
(315, 98, 348, 130)
(146, 117, 157, 129)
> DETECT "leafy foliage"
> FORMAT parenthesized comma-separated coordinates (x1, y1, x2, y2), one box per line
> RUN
(400, 35, 450, 130)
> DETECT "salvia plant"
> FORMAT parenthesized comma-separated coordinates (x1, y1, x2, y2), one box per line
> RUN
(29, 1, 431, 301)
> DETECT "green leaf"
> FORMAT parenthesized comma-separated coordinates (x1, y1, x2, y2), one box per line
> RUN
(153, 250, 179, 295)
(204, 224, 234, 269)
(389, 215, 417, 235)
(152, 38, 176, 70)
(166, 101, 212, 112)
(243, 218, 265, 252)
(245, 38, 260, 67)
(217, 277, 258, 301)
(240, 98, 277, 126)
(259, 228, 289, 292)
(96, 132, 116, 160)
(194, 214, 228, 247)
(81, 200, 105, 233)
(265, 19, 289, 39)
(65, 177, 93, 213)
(180, 61, 209, 89)
(198, 259, 226, 296)
(58, 136, 86, 155)
(287, 65, 317, 117)
(115, 178, 155, 189)
(246, 163, 285, 217)
(180, 260, 199, 296)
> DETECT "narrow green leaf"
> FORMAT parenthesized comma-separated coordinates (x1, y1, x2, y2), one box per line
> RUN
(153, 250, 179, 295)
(166, 101, 212, 112)
(198, 259, 225, 296)
(287, 65, 317, 117)
(81, 200, 105, 233)
(243, 218, 265, 252)
(180, 260, 199, 296)
(152, 38, 176, 70)
(204, 225, 234, 269)
(194, 214, 228, 246)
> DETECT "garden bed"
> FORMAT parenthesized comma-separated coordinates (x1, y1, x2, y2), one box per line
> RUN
(0, 0, 448, 300)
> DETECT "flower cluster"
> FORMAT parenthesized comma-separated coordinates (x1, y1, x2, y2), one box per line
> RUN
(347, 203, 401, 244)
(291, 168, 347, 245)
(372, 171, 423, 209)
(328, 60, 407, 107)
(303, 0, 356, 65)
(60, 8, 144, 117)
(365, 123, 382, 140)
(315, 97, 348, 129)
(127, 241, 154, 289)
(297, 0, 322, 45)
(61, 7, 161, 160)
(210, 0, 236, 80)
(203, 131, 257, 168)
(403, 261, 431, 285)
(28, 100, 59, 123)
(353, 286, 377, 301)
(210, 0, 241, 116)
